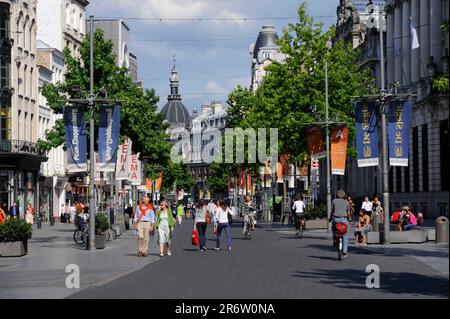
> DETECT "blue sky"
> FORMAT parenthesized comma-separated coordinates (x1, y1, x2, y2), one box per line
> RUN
(86, 1, 338, 113)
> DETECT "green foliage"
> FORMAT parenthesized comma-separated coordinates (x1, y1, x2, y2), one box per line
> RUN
(0, 218, 33, 243)
(305, 204, 327, 220)
(442, 20, 449, 33)
(95, 213, 109, 235)
(160, 161, 195, 195)
(226, 2, 370, 160)
(39, 29, 171, 166)
(206, 162, 231, 196)
(432, 75, 449, 93)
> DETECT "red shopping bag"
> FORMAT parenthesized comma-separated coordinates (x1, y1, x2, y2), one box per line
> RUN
(191, 231, 199, 245)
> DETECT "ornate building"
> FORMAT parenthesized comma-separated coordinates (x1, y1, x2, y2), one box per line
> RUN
(250, 25, 286, 92)
(0, 0, 47, 217)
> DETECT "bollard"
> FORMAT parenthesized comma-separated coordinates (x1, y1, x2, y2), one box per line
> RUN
(50, 213, 54, 226)
(435, 216, 449, 244)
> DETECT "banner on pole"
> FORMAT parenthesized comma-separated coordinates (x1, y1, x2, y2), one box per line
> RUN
(98, 105, 121, 172)
(388, 100, 412, 166)
(306, 126, 326, 159)
(355, 101, 379, 167)
(331, 126, 348, 175)
(129, 153, 142, 185)
(116, 138, 132, 180)
(63, 105, 87, 173)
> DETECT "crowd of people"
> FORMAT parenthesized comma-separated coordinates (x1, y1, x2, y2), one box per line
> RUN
(128, 196, 238, 257)
(0, 202, 35, 224)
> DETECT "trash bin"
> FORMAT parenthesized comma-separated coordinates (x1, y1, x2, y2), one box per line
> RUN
(435, 216, 449, 244)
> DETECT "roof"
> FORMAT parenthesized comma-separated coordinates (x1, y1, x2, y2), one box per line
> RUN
(160, 100, 190, 125)
(252, 25, 280, 59)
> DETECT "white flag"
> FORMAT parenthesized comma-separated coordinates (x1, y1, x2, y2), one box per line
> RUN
(115, 138, 132, 180)
(410, 18, 420, 50)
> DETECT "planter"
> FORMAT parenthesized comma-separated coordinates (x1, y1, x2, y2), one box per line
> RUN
(0, 240, 28, 257)
(305, 218, 328, 230)
(95, 234, 106, 249)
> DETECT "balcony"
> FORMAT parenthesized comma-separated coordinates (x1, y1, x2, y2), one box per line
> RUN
(0, 139, 47, 157)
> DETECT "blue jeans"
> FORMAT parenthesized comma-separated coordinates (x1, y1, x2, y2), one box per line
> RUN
(216, 223, 232, 249)
(403, 224, 416, 231)
(333, 217, 349, 254)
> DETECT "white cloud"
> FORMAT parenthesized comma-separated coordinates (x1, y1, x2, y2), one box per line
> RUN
(205, 81, 228, 94)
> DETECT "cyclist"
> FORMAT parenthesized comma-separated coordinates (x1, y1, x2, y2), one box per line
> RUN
(328, 190, 352, 259)
(292, 193, 306, 233)
(242, 195, 256, 234)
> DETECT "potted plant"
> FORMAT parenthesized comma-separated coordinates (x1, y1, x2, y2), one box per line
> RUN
(0, 218, 33, 257)
(305, 205, 328, 229)
(95, 213, 109, 249)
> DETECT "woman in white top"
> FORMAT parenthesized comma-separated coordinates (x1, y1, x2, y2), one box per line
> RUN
(292, 194, 306, 230)
(194, 199, 208, 251)
(214, 200, 232, 251)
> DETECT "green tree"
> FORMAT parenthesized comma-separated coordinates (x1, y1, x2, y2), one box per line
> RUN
(160, 161, 195, 196)
(38, 29, 171, 167)
(227, 2, 370, 164)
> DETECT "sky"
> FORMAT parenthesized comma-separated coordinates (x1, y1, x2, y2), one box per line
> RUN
(86, 0, 338, 113)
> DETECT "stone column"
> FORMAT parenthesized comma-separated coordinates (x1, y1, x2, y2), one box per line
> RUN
(430, 0, 443, 72)
(394, 2, 403, 83)
(402, 0, 411, 86)
(411, 0, 420, 83)
(420, 0, 430, 78)
(386, 5, 395, 86)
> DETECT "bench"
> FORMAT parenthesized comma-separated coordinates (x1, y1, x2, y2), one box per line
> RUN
(366, 228, 432, 244)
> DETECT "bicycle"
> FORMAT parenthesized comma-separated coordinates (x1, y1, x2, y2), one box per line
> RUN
(73, 222, 89, 245)
(295, 213, 306, 239)
(333, 222, 348, 261)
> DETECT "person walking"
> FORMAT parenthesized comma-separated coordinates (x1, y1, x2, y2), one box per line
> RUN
(214, 200, 232, 251)
(194, 199, 208, 251)
(9, 202, 18, 219)
(329, 190, 351, 258)
(361, 196, 373, 220)
(156, 199, 175, 257)
(133, 196, 155, 257)
(25, 203, 34, 224)
(176, 200, 184, 225)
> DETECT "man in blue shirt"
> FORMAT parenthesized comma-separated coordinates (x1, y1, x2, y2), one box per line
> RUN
(134, 196, 155, 257)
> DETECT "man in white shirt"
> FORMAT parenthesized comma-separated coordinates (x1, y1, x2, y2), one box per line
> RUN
(207, 200, 217, 237)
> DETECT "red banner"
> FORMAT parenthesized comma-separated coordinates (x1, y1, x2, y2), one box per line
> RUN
(306, 126, 326, 158)
(331, 127, 348, 175)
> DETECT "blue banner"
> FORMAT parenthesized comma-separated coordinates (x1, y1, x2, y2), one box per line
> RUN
(354, 101, 379, 167)
(63, 105, 87, 173)
(98, 105, 121, 172)
(388, 100, 412, 166)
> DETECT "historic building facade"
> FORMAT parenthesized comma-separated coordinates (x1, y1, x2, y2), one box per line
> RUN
(250, 25, 286, 92)
(0, 0, 47, 217)
(329, 0, 449, 218)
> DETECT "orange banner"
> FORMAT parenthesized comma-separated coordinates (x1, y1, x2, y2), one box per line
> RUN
(306, 126, 326, 158)
(155, 171, 163, 192)
(280, 153, 290, 176)
(276, 162, 283, 182)
(331, 127, 348, 175)
(146, 178, 152, 191)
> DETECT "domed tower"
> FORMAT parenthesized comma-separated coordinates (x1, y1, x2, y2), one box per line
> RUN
(160, 57, 190, 128)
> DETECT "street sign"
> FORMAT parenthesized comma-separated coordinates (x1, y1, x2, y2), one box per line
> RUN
(311, 159, 319, 171)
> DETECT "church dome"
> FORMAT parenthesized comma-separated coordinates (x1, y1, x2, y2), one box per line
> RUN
(252, 25, 280, 60)
(160, 60, 190, 126)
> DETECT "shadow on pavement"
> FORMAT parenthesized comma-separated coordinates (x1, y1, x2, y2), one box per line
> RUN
(292, 268, 448, 298)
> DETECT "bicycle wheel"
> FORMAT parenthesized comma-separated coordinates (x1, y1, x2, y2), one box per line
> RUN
(73, 229, 84, 245)
(337, 238, 343, 261)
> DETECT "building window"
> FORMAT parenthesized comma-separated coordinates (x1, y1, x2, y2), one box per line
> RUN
(422, 124, 428, 192)
(412, 126, 419, 192)
(440, 120, 449, 191)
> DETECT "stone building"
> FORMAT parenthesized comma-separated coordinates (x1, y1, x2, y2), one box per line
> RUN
(250, 25, 286, 92)
(328, 0, 449, 218)
(0, 0, 47, 217)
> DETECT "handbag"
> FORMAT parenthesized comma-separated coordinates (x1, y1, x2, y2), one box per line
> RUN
(205, 211, 211, 224)
(227, 208, 233, 225)
(191, 230, 199, 245)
